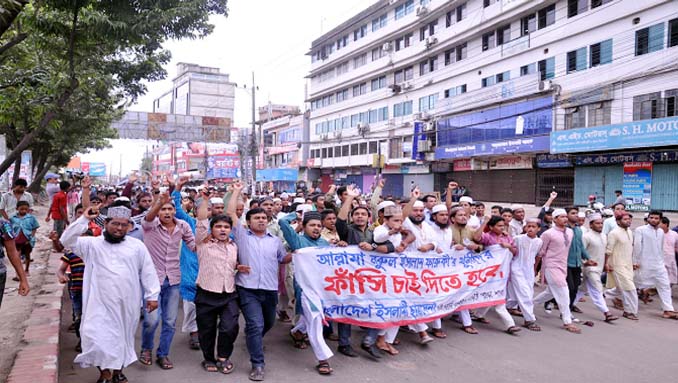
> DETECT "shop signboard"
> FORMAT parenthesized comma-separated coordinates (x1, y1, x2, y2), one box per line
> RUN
(550, 116, 678, 154)
(622, 162, 652, 212)
(435, 135, 549, 160)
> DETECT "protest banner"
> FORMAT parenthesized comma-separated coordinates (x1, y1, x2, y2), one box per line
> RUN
(293, 245, 511, 329)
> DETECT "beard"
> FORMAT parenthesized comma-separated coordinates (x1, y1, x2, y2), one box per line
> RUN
(104, 230, 126, 244)
(434, 221, 449, 229)
(410, 216, 425, 225)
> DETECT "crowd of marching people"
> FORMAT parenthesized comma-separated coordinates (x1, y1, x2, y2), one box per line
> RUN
(2, 172, 677, 382)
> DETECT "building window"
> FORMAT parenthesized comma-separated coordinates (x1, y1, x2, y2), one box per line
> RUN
(352, 82, 367, 97)
(538, 57, 555, 80)
(564, 107, 586, 129)
(587, 101, 612, 127)
(591, 0, 613, 8)
(496, 24, 511, 46)
(567, 0, 588, 18)
(350, 144, 359, 155)
(342, 145, 349, 157)
(444, 48, 455, 65)
(334, 147, 341, 157)
(456, 42, 467, 61)
(419, 20, 437, 41)
(633, 92, 662, 121)
(389, 137, 404, 159)
(353, 54, 367, 69)
(483, 0, 495, 7)
(418, 93, 438, 112)
(482, 31, 495, 51)
(456, 3, 467, 22)
(359, 143, 368, 155)
(482, 75, 495, 88)
(670, 18, 678, 48)
(336, 35, 348, 50)
(393, 101, 413, 117)
(394, 66, 414, 83)
(395, 33, 413, 51)
(369, 141, 378, 154)
(419, 56, 437, 75)
(636, 23, 665, 56)
(372, 14, 387, 32)
(353, 24, 367, 41)
(444, 85, 466, 98)
(336, 61, 349, 75)
(665, 91, 677, 117)
(521, 14, 536, 36)
(395, 0, 414, 20)
(590, 39, 613, 67)
(567, 47, 587, 73)
(321, 148, 327, 158)
(520, 63, 536, 76)
(371, 76, 386, 91)
(538, 4, 556, 29)
(372, 47, 385, 61)
(496, 71, 510, 83)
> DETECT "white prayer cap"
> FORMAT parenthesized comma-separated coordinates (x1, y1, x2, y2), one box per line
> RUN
(512, 204, 525, 212)
(602, 208, 613, 217)
(377, 200, 396, 212)
(293, 197, 305, 204)
(114, 196, 130, 203)
(180, 192, 189, 198)
(552, 208, 567, 218)
(296, 203, 312, 213)
(526, 217, 541, 224)
(210, 197, 224, 205)
(588, 213, 603, 222)
(578, 212, 586, 218)
(413, 200, 425, 208)
(432, 204, 447, 214)
(281, 192, 289, 200)
(272, 198, 282, 203)
(108, 206, 132, 219)
(459, 196, 474, 204)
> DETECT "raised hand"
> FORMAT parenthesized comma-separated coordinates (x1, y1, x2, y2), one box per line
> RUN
(84, 207, 99, 220)
(346, 185, 360, 198)
(81, 175, 92, 189)
(232, 180, 244, 191)
(128, 173, 139, 184)
(377, 178, 385, 189)
(411, 186, 421, 199)
(550, 191, 558, 199)
(158, 192, 171, 205)
(177, 175, 190, 190)
(151, 178, 160, 191)
(447, 181, 458, 190)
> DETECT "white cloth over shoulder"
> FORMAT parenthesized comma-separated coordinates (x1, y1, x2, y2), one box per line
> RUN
(60, 216, 161, 370)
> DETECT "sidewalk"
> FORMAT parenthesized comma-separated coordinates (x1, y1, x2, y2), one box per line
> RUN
(0, 205, 62, 383)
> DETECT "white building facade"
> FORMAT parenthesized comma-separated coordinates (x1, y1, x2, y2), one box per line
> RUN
(306, 0, 678, 208)
(153, 62, 236, 120)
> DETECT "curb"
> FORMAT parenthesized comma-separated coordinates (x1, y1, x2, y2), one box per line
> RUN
(6, 254, 63, 383)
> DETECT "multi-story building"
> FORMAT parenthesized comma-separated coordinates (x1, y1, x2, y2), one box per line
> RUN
(258, 104, 301, 122)
(306, 0, 678, 209)
(259, 111, 308, 192)
(153, 62, 235, 119)
(151, 141, 241, 181)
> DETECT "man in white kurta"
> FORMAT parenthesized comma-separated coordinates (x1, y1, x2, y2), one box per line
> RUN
(605, 213, 638, 319)
(60, 206, 160, 382)
(507, 219, 542, 330)
(580, 214, 618, 322)
(633, 211, 678, 319)
(660, 217, 678, 284)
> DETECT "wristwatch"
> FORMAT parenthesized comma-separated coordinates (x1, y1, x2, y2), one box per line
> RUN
(371, 243, 378, 250)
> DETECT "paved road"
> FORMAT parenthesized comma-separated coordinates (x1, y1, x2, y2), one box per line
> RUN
(59, 287, 678, 383)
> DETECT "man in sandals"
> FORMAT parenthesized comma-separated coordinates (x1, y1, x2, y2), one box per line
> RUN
(534, 209, 582, 333)
(580, 214, 619, 323)
(510, 219, 544, 331)
(633, 211, 678, 320)
(139, 192, 196, 370)
(605, 212, 639, 320)
(60, 205, 160, 383)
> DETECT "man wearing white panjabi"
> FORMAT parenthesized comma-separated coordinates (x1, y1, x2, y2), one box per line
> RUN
(60, 205, 160, 383)
(633, 211, 678, 319)
(579, 214, 618, 323)
(507, 218, 542, 331)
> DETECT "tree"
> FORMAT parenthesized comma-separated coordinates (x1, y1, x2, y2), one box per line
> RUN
(0, 1, 229, 180)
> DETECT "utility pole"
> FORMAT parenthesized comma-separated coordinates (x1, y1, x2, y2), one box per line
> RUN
(250, 71, 257, 193)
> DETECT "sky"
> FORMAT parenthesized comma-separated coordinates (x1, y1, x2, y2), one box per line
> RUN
(80, 0, 376, 176)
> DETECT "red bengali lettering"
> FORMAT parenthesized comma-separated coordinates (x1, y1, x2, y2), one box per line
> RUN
(391, 270, 422, 296)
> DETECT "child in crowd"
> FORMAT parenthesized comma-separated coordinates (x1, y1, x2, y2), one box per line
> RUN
(10, 201, 40, 280)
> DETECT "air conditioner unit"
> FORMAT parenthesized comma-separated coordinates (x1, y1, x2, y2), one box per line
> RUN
(538, 80, 553, 92)
(423, 122, 434, 131)
(416, 6, 429, 16)
(420, 112, 431, 121)
(382, 42, 393, 52)
(389, 84, 402, 93)
(320, 134, 329, 140)
(357, 123, 370, 136)
(333, 131, 342, 139)
(413, 112, 422, 120)
(401, 82, 413, 90)
(417, 140, 431, 152)
(425, 36, 438, 47)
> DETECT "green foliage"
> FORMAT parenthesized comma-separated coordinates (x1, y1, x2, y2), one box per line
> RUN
(0, 0, 229, 178)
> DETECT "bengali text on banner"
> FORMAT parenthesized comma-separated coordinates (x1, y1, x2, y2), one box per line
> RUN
(293, 245, 511, 329)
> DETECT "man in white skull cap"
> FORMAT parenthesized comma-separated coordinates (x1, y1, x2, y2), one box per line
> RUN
(372, 200, 396, 229)
(60, 205, 160, 383)
(459, 196, 480, 229)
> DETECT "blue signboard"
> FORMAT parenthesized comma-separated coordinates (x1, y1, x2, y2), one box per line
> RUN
(536, 154, 573, 168)
(256, 168, 299, 182)
(575, 150, 678, 166)
(89, 163, 106, 177)
(435, 135, 550, 160)
(411, 121, 426, 161)
(206, 168, 239, 179)
(550, 116, 678, 154)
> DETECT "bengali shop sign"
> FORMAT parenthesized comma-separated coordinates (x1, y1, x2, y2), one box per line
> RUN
(622, 162, 652, 212)
(293, 246, 511, 328)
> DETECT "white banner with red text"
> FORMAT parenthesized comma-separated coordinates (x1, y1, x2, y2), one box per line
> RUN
(293, 245, 511, 329)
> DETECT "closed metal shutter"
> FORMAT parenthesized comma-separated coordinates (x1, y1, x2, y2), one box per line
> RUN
(381, 174, 404, 198)
(536, 169, 574, 206)
(449, 170, 536, 204)
(574, 165, 623, 206)
(651, 163, 678, 211)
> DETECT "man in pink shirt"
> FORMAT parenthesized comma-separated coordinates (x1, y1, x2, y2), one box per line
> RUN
(534, 209, 583, 334)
